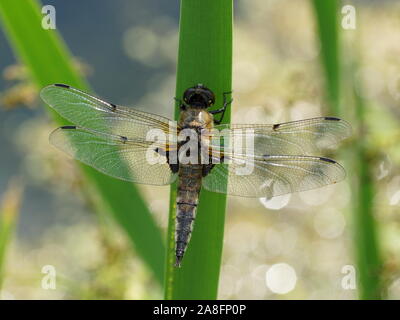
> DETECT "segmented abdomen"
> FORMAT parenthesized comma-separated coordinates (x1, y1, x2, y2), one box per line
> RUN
(175, 164, 203, 267)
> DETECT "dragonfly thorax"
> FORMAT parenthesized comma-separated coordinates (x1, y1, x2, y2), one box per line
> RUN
(178, 108, 214, 130)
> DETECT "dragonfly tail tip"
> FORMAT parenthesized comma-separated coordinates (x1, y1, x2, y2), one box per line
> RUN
(174, 256, 183, 268)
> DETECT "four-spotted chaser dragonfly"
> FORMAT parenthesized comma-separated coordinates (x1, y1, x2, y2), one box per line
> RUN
(40, 83, 352, 267)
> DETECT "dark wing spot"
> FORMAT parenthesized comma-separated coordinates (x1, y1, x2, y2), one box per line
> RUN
(319, 157, 337, 164)
(110, 103, 117, 111)
(272, 123, 280, 130)
(120, 136, 128, 143)
(54, 83, 70, 89)
(60, 125, 76, 130)
(324, 117, 341, 121)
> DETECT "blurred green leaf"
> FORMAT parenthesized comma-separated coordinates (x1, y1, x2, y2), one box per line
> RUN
(0, 0, 165, 285)
(350, 64, 383, 299)
(311, 0, 383, 299)
(311, 0, 340, 114)
(0, 180, 23, 290)
(164, 0, 233, 299)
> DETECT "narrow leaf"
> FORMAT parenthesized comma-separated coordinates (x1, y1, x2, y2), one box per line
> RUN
(164, 0, 233, 299)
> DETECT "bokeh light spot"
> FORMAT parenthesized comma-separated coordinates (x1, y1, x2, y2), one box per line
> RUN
(259, 193, 291, 210)
(313, 208, 346, 239)
(265, 263, 297, 294)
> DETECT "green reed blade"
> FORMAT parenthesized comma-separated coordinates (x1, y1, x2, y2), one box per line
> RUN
(311, 0, 383, 299)
(164, 0, 233, 299)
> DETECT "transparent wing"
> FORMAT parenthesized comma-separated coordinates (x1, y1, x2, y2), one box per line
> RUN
(202, 153, 345, 198)
(40, 84, 176, 143)
(50, 125, 177, 185)
(211, 117, 352, 156)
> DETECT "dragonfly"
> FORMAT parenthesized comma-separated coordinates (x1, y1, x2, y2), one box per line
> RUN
(40, 83, 352, 267)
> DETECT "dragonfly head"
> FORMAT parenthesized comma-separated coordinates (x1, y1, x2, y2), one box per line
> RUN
(183, 84, 215, 108)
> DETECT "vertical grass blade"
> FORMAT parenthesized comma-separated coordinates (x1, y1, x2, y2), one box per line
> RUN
(164, 0, 233, 299)
(351, 91, 382, 299)
(0, 180, 23, 290)
(311, 0, 340, 114)
(0, 0, 165, 284)
(348, 57, 383, 298)
(311, 0, 383, 299)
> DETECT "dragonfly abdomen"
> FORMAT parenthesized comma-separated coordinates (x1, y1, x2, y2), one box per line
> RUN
(175, 164, 203, 267)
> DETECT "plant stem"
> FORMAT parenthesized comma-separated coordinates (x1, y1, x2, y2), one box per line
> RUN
(311, 0, 340, 114)
(164, 0, 233, 299)
(312, 0, 383, 299)
(351, 69, 383, 299)
(0, 180, 23, 290)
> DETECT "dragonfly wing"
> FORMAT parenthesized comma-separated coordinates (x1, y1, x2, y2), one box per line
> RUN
(41, 84, 176, 142)
(212, 117, 352, 156)
(50, 125, 177, 185)
(202, 154, 346, 198)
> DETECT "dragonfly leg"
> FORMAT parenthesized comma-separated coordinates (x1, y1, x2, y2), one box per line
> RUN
(202, 164, 215, 177)
(210, 90, 233, 125)
(202, 155, 224, 177)
(174, 97, 187, 110)
(174, 97, 182, 104)
(155, 147, 179, 173)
